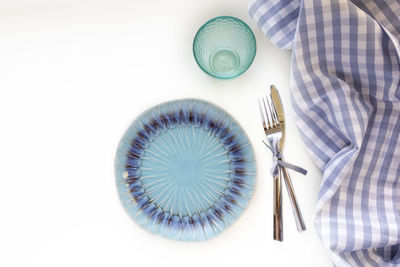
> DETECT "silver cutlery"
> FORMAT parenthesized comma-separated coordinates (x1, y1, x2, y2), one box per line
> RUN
(259, 92, 283, 241)
(259, 85, 307, 240)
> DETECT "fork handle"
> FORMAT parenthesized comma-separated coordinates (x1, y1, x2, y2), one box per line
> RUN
(279, 158, 306, 232)
(273, 169, 283, 241)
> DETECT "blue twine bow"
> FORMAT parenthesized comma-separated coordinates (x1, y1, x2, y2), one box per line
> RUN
(262, 140, 308, 178)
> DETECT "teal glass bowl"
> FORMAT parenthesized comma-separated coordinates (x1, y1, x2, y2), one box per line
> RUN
(193, 16, 256, 79)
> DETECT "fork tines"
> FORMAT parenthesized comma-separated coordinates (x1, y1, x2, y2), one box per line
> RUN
(258, 96, 280, 134)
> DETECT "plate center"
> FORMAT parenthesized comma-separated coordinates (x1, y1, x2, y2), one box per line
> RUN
(168, 151, 203, 187)
(140, 125, 231, 216)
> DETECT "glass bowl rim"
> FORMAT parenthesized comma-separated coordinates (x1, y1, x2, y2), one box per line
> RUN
(192, 15, 257, 79)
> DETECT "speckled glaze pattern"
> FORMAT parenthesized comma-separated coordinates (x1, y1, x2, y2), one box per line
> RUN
(115, 99, 256, 241)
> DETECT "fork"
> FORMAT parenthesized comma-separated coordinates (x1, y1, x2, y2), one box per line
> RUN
(259, 92, 306, 241)
(259, 96, 283, 241)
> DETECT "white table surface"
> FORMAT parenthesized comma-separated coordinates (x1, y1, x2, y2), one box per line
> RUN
(0, 0, 332, 266)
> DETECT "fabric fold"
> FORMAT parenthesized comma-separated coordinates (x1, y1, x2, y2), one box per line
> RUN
(249, 0, 400, 266)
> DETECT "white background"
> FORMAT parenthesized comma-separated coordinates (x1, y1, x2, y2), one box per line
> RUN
(0, 0, 332, 266)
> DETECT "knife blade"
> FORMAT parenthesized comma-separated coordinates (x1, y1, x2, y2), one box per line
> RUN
(270, 85, 285, 148)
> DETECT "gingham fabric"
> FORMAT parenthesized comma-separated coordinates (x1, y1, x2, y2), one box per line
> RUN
(249, 0, 400, 266)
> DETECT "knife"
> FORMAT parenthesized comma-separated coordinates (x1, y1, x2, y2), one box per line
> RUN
(270, 85, 306, 232)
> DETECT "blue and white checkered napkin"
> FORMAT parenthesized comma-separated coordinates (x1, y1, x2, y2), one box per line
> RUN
(249, 0, 400, 266)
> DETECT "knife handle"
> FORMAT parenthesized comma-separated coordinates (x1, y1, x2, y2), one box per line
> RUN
(279, 158, 306, 232)
(273, 169, 283, 241)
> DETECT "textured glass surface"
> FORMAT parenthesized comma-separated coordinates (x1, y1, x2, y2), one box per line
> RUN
(115, 99, 256, 241)
(193, 16, 256, 79)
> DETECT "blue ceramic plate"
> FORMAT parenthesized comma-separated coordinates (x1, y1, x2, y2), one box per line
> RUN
(115, 99, 256, 241)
